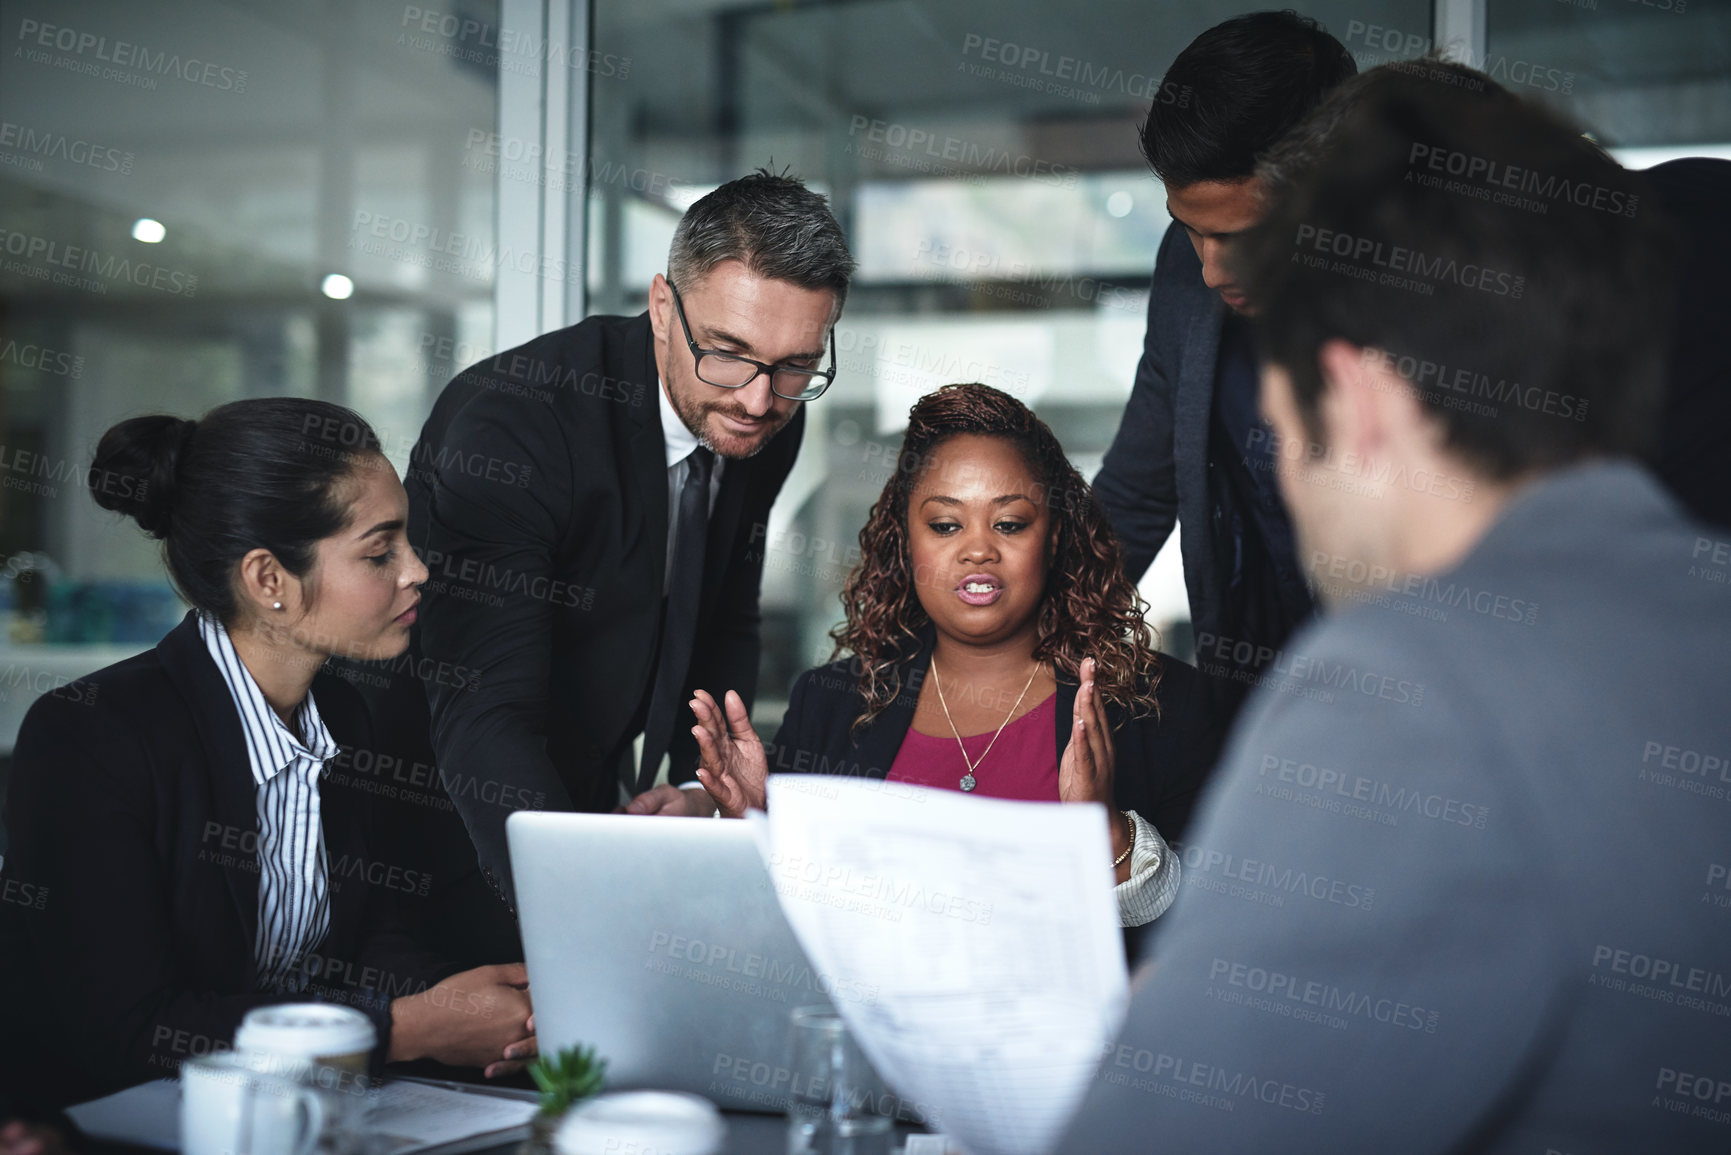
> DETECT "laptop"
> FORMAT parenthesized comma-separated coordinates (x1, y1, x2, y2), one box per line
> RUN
(508, 811, 839, 1112)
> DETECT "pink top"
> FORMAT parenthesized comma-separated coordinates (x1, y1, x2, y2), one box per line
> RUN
(887, 693, 1060, 801)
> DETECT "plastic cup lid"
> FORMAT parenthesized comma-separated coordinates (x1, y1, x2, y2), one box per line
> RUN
(235, 1003, 377, 1058)
(554, 1092, 725, 1155)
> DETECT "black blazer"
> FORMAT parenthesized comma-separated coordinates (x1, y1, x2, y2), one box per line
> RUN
(405, 311, 804, 904)
(1647, 158, 1731, 531)
(0, 613, 453, 1107)
(1093, 223, 1224, 618)
(765, 628, 1224, 845)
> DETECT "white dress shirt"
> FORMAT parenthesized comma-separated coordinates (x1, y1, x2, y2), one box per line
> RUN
(658, 377, 725, 594)
(198, 614, 339, 991)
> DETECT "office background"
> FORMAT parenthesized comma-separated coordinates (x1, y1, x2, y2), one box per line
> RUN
(0, 0, 1725, 838)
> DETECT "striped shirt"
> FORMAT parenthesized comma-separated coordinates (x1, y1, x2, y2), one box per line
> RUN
(198, 614, 337, 992)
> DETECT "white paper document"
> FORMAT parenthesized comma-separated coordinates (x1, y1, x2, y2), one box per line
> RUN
(754, 776, 1130, 1155)
(366, 1079, 540, 1150)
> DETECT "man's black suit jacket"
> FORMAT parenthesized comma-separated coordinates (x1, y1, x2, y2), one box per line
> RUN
(406, 312, 803, 905)
(0, 612, 452, 1107)
(765, 629, 1223, 847)
(1093, 222, 1224, 629)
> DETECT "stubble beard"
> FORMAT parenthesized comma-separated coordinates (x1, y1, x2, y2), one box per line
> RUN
(669, 381, 790, 461)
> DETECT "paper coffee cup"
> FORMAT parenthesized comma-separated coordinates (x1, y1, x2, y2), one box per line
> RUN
(236, 1004, 377, 1078)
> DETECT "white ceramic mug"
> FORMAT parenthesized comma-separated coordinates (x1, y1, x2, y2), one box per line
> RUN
(181, 1052, 326, 1155)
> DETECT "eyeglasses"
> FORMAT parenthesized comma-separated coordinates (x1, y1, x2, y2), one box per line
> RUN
(667, 280, 836, 402)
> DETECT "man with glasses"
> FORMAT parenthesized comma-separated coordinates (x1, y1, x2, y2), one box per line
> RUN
(399, 170, 853, 925)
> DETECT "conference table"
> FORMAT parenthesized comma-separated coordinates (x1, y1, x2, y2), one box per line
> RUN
(65, 1079, 929, 1155)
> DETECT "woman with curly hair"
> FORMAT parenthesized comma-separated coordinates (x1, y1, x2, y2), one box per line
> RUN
(691, 383, 1221, 927)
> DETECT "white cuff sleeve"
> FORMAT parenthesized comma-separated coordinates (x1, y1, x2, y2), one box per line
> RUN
(1114, 809, 1180, 928)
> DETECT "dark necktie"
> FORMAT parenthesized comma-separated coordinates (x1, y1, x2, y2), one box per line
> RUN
(637, 446, 715, 795)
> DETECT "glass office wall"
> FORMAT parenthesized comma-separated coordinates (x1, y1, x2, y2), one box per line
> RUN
(5, 0, 1723, 743)
(0, 0, 499, 764)
(1484, 0, 1731, 153)
(585, 0, 1434, 710)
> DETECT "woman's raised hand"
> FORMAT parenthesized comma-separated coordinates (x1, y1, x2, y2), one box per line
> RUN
(1058, 657, 1117, 807)
(691, 689, 770, 818)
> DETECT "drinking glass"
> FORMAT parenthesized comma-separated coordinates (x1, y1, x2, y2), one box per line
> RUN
(785, 1006, 893, 1155)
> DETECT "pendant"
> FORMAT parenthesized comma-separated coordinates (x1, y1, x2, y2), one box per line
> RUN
(960, 773, 976, 792)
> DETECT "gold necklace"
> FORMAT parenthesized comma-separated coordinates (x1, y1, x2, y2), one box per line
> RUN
(930, 655, 1041, 792)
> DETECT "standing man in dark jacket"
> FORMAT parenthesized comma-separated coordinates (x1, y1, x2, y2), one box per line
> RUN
(1093, 13, 1355, 725)
(405, 171, 854, 913)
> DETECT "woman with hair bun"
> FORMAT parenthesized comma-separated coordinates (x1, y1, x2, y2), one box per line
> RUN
(0, 399, 535, 1105)
(693, 383, 1222, 928)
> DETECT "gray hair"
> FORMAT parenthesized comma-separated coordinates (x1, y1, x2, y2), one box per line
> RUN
(667, 168, 856, 310)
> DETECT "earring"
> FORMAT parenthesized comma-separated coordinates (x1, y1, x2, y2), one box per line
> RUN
(272, 601, 283, 610)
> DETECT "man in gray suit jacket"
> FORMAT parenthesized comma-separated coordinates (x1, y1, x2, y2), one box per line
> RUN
(1058, 65, 1730, 1152)
(1095, 13, 1355, 724)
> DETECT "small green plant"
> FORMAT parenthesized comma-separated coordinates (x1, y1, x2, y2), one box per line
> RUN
(528, 1044, 608, 1116)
